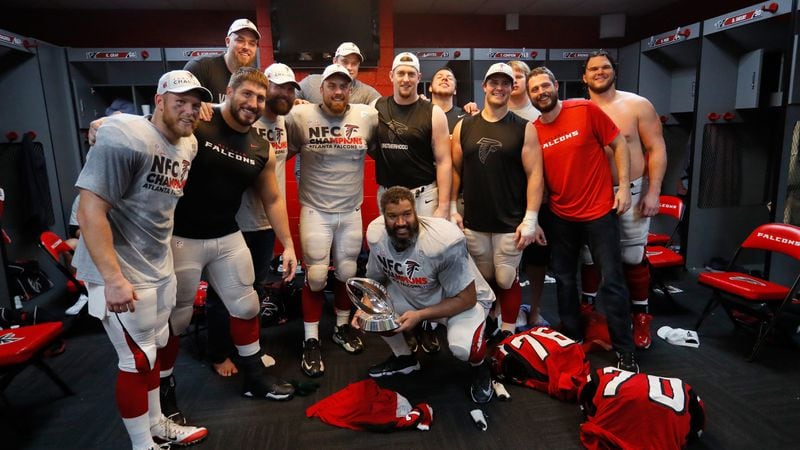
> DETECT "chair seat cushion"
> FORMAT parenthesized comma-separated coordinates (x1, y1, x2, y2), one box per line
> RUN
(646, 246, 684, 268)
(697, 272, 789, 301)
(647, 232, 670, 246)
(0, 322, 63, 365)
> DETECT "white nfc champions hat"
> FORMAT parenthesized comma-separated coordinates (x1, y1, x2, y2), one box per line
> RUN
(228, 18, 261, 39)
(264, 63, 301, 90)
(156, 70, 213, 102)
(391, 52, 420, 73)
(321, 64, 353, 82)
(334, 42, 363, 61)
(483, 63, 514, 82)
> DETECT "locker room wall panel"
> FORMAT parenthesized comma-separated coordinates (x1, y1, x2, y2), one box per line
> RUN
(616, 42, 640, 93)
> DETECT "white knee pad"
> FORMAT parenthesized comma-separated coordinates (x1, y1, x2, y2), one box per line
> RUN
(449, 343, 470, 362)
(334, 260, 357, 282)
(621, 245, 645, 265)
(495, 264, 518, 289)
(580, 245, 594, 265)
(307, 265, 330, 292)
(226, 289, 260, 320)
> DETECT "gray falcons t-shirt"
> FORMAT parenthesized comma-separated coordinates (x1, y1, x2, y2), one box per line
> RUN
(235, 115, 288, 232)
(286, 103, 378, 212)
(72, 114, 197, 287)
(366, 216, 495, 311)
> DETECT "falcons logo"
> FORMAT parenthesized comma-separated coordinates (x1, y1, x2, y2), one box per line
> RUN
(387, 120, 409, 137)
(729, 276, 766, 286)
(0, 333, 22, 345)
(274, 127, 284, 143)
(344, 124, 359, 139)
(476, 137, 502, 164)
(405, 260, 421, 278)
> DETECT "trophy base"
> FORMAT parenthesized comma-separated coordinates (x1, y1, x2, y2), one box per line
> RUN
(357, 314, 401, 333)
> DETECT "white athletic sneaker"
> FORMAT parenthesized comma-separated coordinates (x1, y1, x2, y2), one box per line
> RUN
(151, 414, 208, 447)
(65, 294, 88, 315)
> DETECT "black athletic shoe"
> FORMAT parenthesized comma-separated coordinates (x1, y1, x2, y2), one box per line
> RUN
(368, 353, 420, 378)
(405, 333, 419, 353)
(417, 321, 440, 353)
(301, 338, 324, 377)
(159, 375, 187, 425)
(470, 361, 494, 404)
(332, 324, 364, 354)
(488, 329, 513, 350)
(239, 353, 294, 401)
(616, 351, 639, 373)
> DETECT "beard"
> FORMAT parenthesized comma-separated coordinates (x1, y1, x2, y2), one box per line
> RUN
(162, 108, 197, 138)
(431, 85, 454, 97)
(229, 100, 259, 127)
(387, 219, 419, 252)
(532, 92, 558, 113)
(325, 98, 347, 114)
(267, 95, 293, 116)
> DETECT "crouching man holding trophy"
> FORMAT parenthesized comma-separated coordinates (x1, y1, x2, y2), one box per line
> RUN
(349, 186, 497, 404)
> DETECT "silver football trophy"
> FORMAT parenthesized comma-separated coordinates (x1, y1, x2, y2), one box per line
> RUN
(345, 277, 400, 332)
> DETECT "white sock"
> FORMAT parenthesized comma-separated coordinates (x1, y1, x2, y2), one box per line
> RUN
(159, 367, 173, 378)
(304, 321, 319, 341)
(428, 321, 438, 330)
(383, 333, 412, 356)
(235, 340, 260, 358)
(147, 388, 162, 426)
(335, 309, 350, 327)
(122, 413, 155, 450)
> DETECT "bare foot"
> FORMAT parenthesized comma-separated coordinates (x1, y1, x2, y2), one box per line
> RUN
(213, 358, 238, 377)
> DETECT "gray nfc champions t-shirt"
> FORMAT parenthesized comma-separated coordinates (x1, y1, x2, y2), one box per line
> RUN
(286, 103, 378, 212)
(235, 114, 288, 232)
(366, 216, 495, 311)
(72, 114, 198, 287)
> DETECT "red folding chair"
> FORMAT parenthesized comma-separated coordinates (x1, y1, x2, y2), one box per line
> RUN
(694, 223, 800, 361)
(0, 322, 74, 402)
(39, 231, 87, 297)
(646, 196, 686, 304)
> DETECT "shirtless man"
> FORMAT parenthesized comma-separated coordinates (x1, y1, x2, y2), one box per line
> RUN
(580, 50, 667, 349)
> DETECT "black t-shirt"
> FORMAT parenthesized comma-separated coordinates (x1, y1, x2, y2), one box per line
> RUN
(444, 105, 466, 134)
(459, 111, 528, 233)
(174, 107, 269, 238)
(373, 97, 436, 188)
(184, 55, 232, 104)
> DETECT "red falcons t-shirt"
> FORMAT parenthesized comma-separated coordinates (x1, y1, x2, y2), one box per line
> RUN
(533, 99, 619, 221)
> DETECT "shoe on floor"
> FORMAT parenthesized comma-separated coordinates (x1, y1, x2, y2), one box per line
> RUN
(151, 414, 207, 447)
(239, 352, 294, 400)
(301, 338, 324, 377)
(469, 361, 493, 404)
(368, 353, 420, 378)
(616, 351, 639, 373)
(159, 375, 186, 426)
(332, 324, 364, 354)
(417, 321, 440, 353)
(633, 313, 653, 349)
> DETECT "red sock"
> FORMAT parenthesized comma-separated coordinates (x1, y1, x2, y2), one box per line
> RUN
(116, 370, 149, 419)
(581, 263, 601, 297)
(302, 283, 325, 322)
(333, 279, 352, 311)
(625, 261, 651, 314)
(229, 316, 260, 347)
(157, 335, 180, 373)
(496, 279, 522, 328)
(468, 322, 487, 364)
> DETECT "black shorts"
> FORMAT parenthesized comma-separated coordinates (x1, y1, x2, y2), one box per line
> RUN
(521, 204, 552, 267)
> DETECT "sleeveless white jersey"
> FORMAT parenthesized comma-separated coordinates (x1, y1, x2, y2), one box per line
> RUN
(286, 103, 378, 212)
(366, 216, 495, 310)
(235, 114, 288, 231)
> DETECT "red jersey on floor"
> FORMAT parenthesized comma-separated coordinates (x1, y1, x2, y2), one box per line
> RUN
(533, 99, 619, 221)
(578, 366, 706, 450)
(491, 326, 590, 401)
(306, 379, 433, 432)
